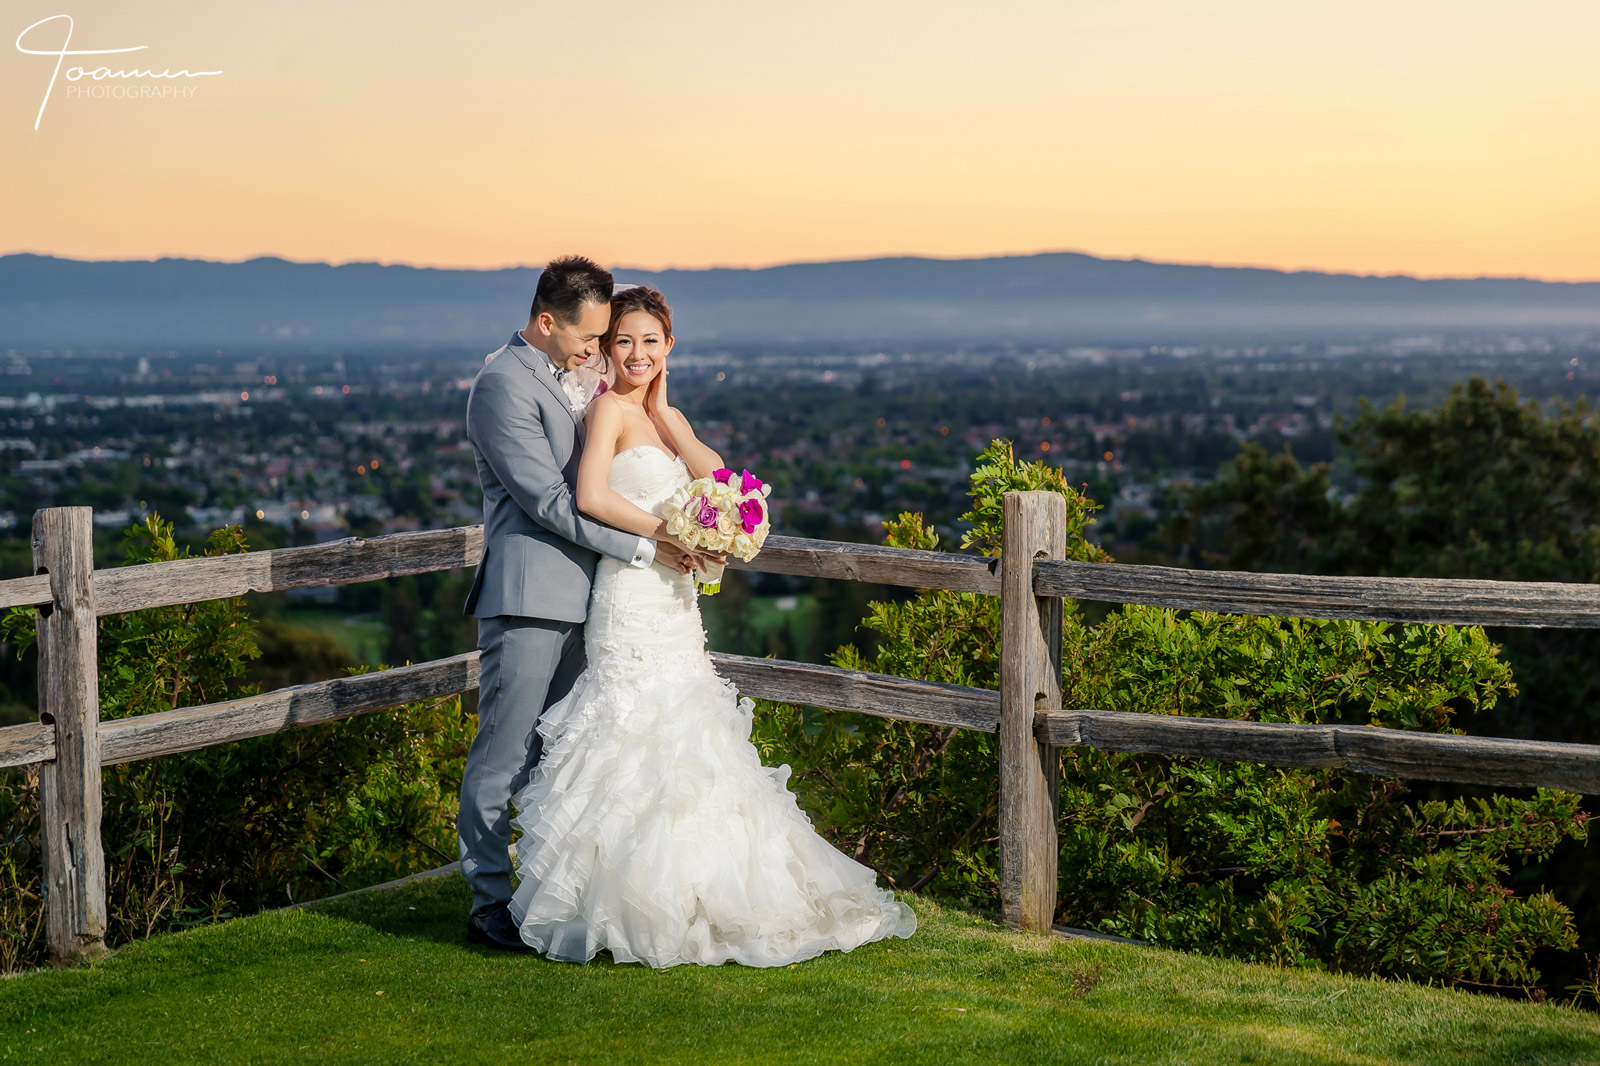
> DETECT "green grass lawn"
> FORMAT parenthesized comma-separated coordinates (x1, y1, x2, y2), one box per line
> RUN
(702, 591, 820, 659)
(284, 608, 388, 665)
(3, 873, 1598, 1065)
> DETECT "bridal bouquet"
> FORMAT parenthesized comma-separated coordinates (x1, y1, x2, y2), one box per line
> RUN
(662, 467, 773, 594)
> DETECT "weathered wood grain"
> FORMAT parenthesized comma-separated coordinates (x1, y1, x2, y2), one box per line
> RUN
(32, 507, 108, 962)
(99, 653, 482, 765)
(17, 505, 1600, 632)
(709, 652, 1000, 731)
(1036, 709, 1600, 793)
(998, 491, 1065, 933)
(9, 652, 999, 766)
(1033, 558, 1600, 628)
(0, 720, 53, 768)
(93, 525, 484, 616)
(728, 535, 1000, 595)
(0, 573, 50, 611)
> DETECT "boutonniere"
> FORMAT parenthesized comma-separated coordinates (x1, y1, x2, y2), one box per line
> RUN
(566, 367, 607, 414)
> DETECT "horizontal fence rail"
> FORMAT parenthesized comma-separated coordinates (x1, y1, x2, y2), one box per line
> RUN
(1033, 558, 1600, 628)
(0, 530, 991, 617)
(709, 653, 1001, 732)
(1036, 710, 1600, 793)
(727, 537, 1001, 595)
(0, 526, 483, 615)
(0, 654, 480, 769)
(93, 526, 484, 616)
(4, 523, 1600, 626)
(0, 574, 50, 612)
(5, 651, 1594, 792)
(7, 499, 1600, 960)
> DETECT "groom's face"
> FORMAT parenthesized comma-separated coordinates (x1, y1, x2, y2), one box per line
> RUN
(539, 299, 612, 372)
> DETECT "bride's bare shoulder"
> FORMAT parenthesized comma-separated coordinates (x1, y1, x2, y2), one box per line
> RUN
(585, 390, 623, 420)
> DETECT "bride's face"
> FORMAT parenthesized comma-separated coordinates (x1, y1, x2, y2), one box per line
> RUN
(608, 310, 674, 390)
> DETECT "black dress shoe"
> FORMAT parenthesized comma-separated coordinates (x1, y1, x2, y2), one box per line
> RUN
(466, 905, 535, 953)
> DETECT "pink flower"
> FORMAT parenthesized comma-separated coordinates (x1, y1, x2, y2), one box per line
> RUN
(739, 497, 764, 534)
(712, 468, 734, 484)
(593, 379, 608, 396)
(740, 469, 763, 494)
(697, 497, 720, 528)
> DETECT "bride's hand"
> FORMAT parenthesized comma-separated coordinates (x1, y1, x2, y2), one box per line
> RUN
(684, 548, 723, 574)
(647, 357, 678, 449)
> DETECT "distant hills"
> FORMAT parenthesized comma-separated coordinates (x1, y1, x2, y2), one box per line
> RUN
(2, 250, 1598, 351)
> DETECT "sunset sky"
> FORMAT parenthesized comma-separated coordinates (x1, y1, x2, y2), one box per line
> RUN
(4, 1, 1598, 279)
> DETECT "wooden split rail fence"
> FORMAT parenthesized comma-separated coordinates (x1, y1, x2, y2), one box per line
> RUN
(4, 496, 1600, 961)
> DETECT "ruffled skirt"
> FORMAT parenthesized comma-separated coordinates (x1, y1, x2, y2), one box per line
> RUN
(507, 557, 916, 968)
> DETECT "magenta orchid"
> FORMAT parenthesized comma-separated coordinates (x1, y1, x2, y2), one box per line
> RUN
(738, 497, 764, 534)
(661, 466, 773, 596)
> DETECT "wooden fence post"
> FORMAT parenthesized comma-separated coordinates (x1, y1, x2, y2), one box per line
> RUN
(998, 490, 1065, 932)
(32, 507, 108, 962)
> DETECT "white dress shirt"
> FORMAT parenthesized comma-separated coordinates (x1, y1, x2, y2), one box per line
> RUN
(517, 331, 654, 569)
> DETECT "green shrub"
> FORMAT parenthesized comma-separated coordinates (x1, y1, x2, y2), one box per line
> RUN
(753, 441, 1589, 993)
(0, 515, 472, 971)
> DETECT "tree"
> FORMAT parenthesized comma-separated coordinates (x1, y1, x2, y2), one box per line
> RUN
(1185, 376, 1600, 747)
(755, 441, 1588, 993)
(1182, 374, 1600, 993)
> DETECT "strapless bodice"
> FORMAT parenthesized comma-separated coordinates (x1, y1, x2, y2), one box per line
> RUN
(609, 445, 691, 515)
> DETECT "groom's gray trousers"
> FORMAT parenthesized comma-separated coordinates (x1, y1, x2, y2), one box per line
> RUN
(457, 614, 586, 918)
(457, 332, 648, 920)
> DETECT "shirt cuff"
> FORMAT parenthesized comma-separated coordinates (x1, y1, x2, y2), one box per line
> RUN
(630, 537, 655, 568)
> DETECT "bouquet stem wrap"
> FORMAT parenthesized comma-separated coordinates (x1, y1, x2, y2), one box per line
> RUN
(696, 560, 727, 596)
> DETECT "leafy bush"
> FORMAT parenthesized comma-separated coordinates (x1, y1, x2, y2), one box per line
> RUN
(753, 440, 1589, 993)
(0, 516, 473, 971)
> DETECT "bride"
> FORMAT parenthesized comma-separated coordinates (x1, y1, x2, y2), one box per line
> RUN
(505, 285, 917, 968)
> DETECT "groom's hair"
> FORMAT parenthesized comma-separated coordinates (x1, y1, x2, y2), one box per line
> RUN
(531, 256, 614, 324)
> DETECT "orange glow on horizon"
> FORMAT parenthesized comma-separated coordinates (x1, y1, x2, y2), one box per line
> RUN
(3, 1, 1598, 282)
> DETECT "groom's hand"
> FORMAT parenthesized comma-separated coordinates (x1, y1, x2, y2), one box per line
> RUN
(653, 537, 697, 575)
(680, 549, 728, 579)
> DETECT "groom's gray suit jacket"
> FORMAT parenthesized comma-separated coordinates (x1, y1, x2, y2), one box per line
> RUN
(463, 331, 645, 622)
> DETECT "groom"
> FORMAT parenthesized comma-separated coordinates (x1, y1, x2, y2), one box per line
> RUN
(458, 255, 696, 952)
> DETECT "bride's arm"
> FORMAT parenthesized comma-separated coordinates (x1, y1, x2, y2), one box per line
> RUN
(660, 407, 724, 481)
(576, 393, 676, 538)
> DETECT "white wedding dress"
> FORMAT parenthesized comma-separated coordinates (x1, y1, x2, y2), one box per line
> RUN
(506, 445, 917, 968)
